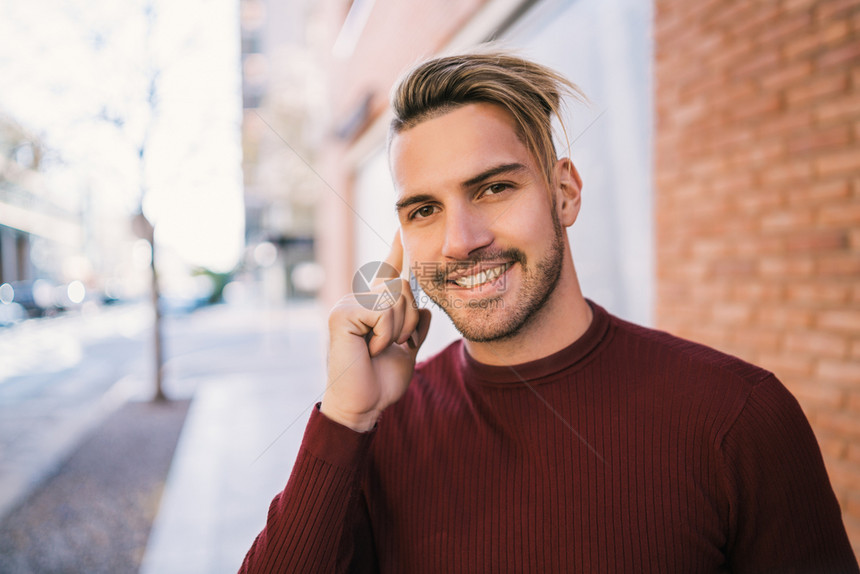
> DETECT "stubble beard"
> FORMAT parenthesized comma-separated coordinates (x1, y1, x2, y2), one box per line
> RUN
(420, 219, 567, 343)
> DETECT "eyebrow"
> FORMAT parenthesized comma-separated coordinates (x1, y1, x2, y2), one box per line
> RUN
(395, 193, 434, 213)
(462, 162, 528, 188)
(394, 163, 529, 213)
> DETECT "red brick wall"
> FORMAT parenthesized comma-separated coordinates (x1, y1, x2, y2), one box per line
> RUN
(655, 0, 860, 555)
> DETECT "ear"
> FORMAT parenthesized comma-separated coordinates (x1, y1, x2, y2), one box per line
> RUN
(553, 158, 583, 227)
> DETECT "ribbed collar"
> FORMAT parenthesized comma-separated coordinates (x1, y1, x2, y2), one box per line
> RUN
(457, 300, 611, 385)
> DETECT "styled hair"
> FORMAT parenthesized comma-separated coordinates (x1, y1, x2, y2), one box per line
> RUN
(389, 51, 585, 185)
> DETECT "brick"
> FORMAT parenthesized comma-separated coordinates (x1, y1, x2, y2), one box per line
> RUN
(788, 72, 849, 106)
(670, 98, 707, 127)
(848, 390, 860, 414)
(726, 139, 785, 170)
(792, 382, 847, 411)
(784, 32, 822, 61)
(785, 229, 847, 252)
(817, 39, 860, 69)
(760, 209, 815, 231)
(705, 3, 758, 34)
(816, 413, 860, 441)
(787, 180, 850, 206)
(819, 309, 860, 332)
(732, 49, 782, 79)
(732, 329, 781, 353)
(708, 80, 758, 112)
(816, 433, 849, 459)
(785, 330, 850, 358)
(783, 0, 817, 12)
(786, 282, 850, 305)
(711, 258, 757, 277)
(758, 352, 815, 377)
(817, 253, 860, 275)
(818, 360, 860, 385)
(848, 443, 860, 465)
(787, 124, 851, 154)
(817, 0, 860, 23)
(732, 282, 783, 301)
(788, 19, 851, 60)
(712, 171, 758, 195)
(690, 238, 731, 258)
(815, 148, 860, 177)
(818, 201, 860, 226)
(734, 235, 784, 257)
(736, 188, 784, 212)
(759, 256, 816, 277)
(688, 281, 731, 301)
(730, 94, 783, 122)
(757, 306, 813, 328)
(711, 41, 757, 75)
(815, 94, 860, 122)
(732, 3, 782, 39)
(710, 302, 752, 325)
(757, 12, 814, 48)
(761, 161, 814, 187)
(760, 60, 813, 91)
(688, 156, 727, 178)
(756, 109, 814, 138)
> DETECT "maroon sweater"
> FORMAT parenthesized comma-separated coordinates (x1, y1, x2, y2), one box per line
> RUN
(240, 302, 858, 573)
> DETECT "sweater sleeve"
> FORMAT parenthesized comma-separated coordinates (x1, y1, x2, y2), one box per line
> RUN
(719, 374, 859, 573)
(239, 404, 379, 574)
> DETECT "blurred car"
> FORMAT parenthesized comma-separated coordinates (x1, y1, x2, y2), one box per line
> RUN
(2, 279, 59, 318)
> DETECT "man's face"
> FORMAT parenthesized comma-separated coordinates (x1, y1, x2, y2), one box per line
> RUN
(390, 102, 569, 342)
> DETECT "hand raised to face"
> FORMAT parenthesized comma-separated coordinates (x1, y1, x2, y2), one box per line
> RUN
(321, 230, 432, 432)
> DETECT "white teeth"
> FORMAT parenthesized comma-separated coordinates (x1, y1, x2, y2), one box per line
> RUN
(453, 263, 510, 288)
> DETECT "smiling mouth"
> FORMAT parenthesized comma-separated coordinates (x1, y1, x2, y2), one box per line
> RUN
(450, 262, 512, 289)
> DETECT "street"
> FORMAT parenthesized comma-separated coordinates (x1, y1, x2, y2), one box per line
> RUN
(0, 299, 326, 527)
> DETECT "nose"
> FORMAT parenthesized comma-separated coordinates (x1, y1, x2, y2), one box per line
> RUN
(441, 203, 493, 260)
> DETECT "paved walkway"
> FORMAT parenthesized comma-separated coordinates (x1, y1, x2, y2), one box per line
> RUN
(140, 302, 326, 573)
(0, 304, 152, 521)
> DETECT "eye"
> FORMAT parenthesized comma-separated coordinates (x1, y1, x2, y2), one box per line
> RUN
(482, 182, 512, 197)
(410, 204, 438, 220)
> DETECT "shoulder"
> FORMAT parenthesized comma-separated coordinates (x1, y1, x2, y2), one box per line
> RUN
(598, 310, 783, 449)
(606, 312, 774, 391)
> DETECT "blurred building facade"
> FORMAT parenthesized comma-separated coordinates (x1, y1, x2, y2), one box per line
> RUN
(240, 0, 325, 299)
(0, 115, 150, 317)
(306, 0, 860, 555)
(0, 119, 80, 287)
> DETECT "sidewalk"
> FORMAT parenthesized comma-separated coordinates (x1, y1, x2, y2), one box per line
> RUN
(140, 301, 326, 574)
(0, 304, 153, 521)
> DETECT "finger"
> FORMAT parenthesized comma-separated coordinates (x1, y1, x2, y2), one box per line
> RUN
(383, 229, 404, 276)
(395, 280, 419, 345)
(367, 288, 406, 356)
(407, 308, 432, 352)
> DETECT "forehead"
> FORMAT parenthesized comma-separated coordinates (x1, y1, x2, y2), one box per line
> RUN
(389, 103, 532, 195)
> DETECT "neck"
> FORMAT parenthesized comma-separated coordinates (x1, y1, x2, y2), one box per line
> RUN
(463, 258, 592, 366)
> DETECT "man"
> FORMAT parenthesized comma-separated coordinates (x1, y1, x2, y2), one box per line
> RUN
(240, 52, 858, 573)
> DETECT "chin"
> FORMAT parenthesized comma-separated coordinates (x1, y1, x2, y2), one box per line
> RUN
(433, 292, 537, 343)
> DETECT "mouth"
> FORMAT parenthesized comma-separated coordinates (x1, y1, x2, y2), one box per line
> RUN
(449, 262, 513, 289)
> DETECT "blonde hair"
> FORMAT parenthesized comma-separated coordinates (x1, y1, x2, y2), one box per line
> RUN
(389, 51, 585, 186)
